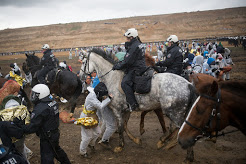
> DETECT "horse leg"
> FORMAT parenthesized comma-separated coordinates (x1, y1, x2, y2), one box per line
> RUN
(184, 146, 194, 163)
(140, 109, 167, 135)
(157, 127, 178, 150)
(114, 111, 126, 153)
(124, 112, 141, 145)
(140, 111, 149, 135)
(154, 108, 167, 134)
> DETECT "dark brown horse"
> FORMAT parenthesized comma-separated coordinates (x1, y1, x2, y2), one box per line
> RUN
(178, 79, 246, 149)
(23, 53, 82, 114)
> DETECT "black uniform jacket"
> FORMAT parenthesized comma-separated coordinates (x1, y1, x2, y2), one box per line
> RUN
(0, 121, 24, 148)
(113, 38, 147, 75)
(23, 97, 59, 138)
(156, 43, 183, 75)
(40, 49, 57, 67)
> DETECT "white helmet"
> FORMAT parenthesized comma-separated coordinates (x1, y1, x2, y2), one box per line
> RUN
(59, 62, 67, 69)
(166, 35, 179, 43)
(124, 28, 138, 38)
(31, 84, 50, 102)
(42, 44, 50, 49)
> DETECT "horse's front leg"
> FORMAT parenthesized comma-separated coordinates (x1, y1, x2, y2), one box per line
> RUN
(124, 111, 141, 145)
(157, 127, 178, 150)
(114, 111, 125, 153)
(183, 146, 194, 163)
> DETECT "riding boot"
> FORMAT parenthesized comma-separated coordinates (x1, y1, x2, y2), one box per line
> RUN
(129, 103, 139, 112)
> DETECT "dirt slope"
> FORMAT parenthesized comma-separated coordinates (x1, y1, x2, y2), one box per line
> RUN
(0, 7, 246, 53)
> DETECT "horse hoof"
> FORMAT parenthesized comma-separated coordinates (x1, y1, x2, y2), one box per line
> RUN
(157, 140, 164, 149)
(182, 159, 192, 164)
(113, 147, 123, 153)
(135, 137, 142, 145)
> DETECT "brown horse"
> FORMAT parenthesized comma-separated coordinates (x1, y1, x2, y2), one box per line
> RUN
(178, 79, 246, 149)
(0, 78, 31, 109)
(140, 53, 168, 145)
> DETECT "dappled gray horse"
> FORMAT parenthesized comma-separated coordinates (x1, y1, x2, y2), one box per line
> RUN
(81, 48, 196, 162)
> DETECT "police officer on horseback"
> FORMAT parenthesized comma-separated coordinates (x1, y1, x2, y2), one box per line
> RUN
(37, 44, 58, 84)
(154, 35, 183, 75)
(112, 28, 147, 111)
(20, 84, 71, 164)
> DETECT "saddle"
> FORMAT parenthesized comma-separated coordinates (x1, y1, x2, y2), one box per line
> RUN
(46, 68, 60, 84)
(134, 67, 154, 94)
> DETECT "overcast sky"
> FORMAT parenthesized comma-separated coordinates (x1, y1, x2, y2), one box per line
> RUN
(0, 0, 245, 30)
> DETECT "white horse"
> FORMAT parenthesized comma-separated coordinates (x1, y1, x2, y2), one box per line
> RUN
(81, 48, 197, 162)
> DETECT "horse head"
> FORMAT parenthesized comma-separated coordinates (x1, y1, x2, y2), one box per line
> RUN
(178, 80, 219, 149)
(25, 52, 40, 68)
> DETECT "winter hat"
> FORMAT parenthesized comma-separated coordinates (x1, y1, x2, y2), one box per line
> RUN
(94, 82, 108, 98)
(207, 58, 215, 65)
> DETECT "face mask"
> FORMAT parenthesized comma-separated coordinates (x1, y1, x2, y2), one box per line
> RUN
(210, 65, 215, 68)
(125, 42, 131, 49)
(30, 91, 40, 104)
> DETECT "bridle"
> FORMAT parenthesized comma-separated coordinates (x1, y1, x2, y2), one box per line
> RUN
(81, 51, 113, 79)
(184, 88, 222, 140)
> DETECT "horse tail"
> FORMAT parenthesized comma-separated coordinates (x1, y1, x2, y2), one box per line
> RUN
(69, 77, 82, 113)
(186, 84, 198, 115)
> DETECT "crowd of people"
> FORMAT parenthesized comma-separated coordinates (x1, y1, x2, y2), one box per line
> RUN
(0, 27, 238, 164)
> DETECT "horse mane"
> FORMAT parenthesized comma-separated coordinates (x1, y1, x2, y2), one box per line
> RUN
(30, 54, 40, 65)
(197, 80, 246, 97)
(145, 53, 155, 66)
(219, 80, 246, 96)
(90, 48, 116, 65)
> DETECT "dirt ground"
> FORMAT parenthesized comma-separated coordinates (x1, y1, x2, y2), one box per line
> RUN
(0, 46, 246, 164)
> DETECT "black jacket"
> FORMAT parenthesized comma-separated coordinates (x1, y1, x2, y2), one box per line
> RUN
(0, 121, 24, 148)
(40, 49, 57, 67)
(23, 97, 59, 138)
(156, 43, 183, 75)
(113, 38, 147, 75)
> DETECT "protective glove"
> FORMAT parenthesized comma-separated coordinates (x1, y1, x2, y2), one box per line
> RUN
(13, 117, 25, 128)
(155, 61, 162, 66)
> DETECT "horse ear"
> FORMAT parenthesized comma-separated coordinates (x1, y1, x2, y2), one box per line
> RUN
(32, 52, 35, 55)
(190, 74, 199, 86)
(25, 53, 28, 57)
(210, 80, 218, 96)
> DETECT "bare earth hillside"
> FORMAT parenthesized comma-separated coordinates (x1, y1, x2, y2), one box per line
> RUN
(0, 7, 246, 53)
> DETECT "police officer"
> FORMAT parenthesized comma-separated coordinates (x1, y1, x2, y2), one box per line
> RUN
(112, 28, 147, 111)
(155, 35, 183, 75)
(37, 44, 57, 84)
(0, 120, 27, 164)
(22, 84, 70, 164)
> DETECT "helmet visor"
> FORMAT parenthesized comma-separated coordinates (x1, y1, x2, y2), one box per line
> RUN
(30, 91, 40, 103)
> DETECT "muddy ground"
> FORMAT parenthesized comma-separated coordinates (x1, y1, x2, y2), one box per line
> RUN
(0, 46, 246, 164)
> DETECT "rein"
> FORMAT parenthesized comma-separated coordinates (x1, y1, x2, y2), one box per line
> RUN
(185, 88, 240, 140)
(185, 88, 222, 139)
(81, 51, 113, 79)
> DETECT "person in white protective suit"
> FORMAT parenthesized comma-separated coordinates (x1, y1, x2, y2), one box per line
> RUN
(79, 82, 113, 158)
(192, 55, 204, 74)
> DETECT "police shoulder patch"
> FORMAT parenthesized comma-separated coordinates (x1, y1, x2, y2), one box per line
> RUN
(179, 49, 182, 53)
(167, 53, 171, 58)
